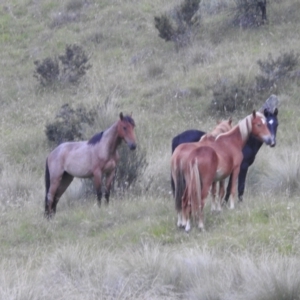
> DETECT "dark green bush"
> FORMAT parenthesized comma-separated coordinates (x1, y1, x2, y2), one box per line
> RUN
(154, 0, 201, 49)
(34, 44, 91, 87)
(45, 103, 97, 145)
(34, 57, 59, 87)
(231, 0, 267, 28)
(59, 44, 91, 84)
(210, 75, 256, 114)
(154, 14, 175, 42)
(114, 144, 148, 193)
(256, 51, 299, 92)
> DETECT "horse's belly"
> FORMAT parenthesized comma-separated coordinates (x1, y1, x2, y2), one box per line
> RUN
(214, 168, 229, 181)
(65, 156, 93, 178)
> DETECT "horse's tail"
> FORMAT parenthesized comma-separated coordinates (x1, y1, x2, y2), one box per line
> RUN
(172, 161, 186, 213)
(45, 158, 50, 212)
(189, 159, 201, 222)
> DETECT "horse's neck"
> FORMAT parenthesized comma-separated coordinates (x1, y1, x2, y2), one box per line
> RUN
(246, 135, 263, 153)
(102, 122, 122, 154)
(237, 116, 253, 147)
(218, 120, 250, 149)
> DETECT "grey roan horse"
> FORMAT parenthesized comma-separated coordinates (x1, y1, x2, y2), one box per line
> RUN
(45, 112, 137, 217)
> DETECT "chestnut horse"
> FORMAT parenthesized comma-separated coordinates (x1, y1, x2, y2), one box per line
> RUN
(171, 118, 232, 227)
(180, 111, 273, 232)
(44, 112, 137, 217)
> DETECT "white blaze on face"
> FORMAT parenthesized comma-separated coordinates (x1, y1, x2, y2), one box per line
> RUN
(269, 119, 274, 125)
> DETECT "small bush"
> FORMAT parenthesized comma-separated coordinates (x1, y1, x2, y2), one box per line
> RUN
(231, 0, 267, 28)
(154, 14, 176, 42)
(33, 57, 59, 87)
(256, 51, 299, 92)
(154, 0, 201, 49)
(45, 103, 97, 145)
(210, 74, 256, 114)
(34, 44, 91, 87)
(59, 44, 91, 84)
(114, 144, 148, 193)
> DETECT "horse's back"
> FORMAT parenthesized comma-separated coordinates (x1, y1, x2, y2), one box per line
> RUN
(172, 129, 205, 153)
(47, 141, 94, 178)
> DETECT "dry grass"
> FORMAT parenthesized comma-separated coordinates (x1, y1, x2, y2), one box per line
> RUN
(1, 0, 300, 298)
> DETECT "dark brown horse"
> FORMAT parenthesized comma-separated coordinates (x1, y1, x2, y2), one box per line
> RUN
(179, 111, 273, 231)
(171, 118, 232, 227)
(45, 112, 137, 217)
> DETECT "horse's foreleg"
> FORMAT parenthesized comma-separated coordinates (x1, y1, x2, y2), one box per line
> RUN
(237, 162, 249, 202)
(228, 168, 239, 209)
(104, 170, 115, 204)
(93, 170, 103, 206)
(211, 182, 217, 212)
(224, 174, 233, 203)
(218, 180, 225, 211)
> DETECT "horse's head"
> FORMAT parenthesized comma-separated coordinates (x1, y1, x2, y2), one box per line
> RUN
(263, 108, 278, 147)
(118, 112, 137, 150)
(251, 110, 273, 146)
(208, 117, 233, 138)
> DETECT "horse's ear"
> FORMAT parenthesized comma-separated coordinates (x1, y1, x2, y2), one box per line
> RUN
(130, 111, 133, 117)
(274, 108, 278, 116)
(263, 108, 269, 117)
(228, 116, 232, 125)
(119, 112, 124, 120)
(252, 110, 256, 118)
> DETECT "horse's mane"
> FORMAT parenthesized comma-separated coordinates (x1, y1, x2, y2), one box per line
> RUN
(123, 115, 135, 127)
(215, 112, 265, 141)
(239, 111, 265, 141)
(88, 131, 104, 145)
(201, 119, 232, 141)
(87, 115, 135, 146)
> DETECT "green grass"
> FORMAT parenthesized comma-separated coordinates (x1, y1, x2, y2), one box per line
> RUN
(1, 0, 300, 298)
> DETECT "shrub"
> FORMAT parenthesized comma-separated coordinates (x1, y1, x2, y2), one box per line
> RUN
(256, 51, 299, 92)
(34, 44, 91, 87)
(210, 74, 256, 114)
(154, 0, 201, 49)
(45, 103, 97, 145)
(114, 144, 148, 193)
(231, 0, 267, 28)
(33, 57, 59, 87)
(59, 44, 91, 84)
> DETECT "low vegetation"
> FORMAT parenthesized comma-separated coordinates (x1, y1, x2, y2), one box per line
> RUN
(1, 0, 300, 298)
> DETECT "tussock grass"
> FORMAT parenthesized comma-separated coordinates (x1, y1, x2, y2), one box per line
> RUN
(1, 0, 300, 298)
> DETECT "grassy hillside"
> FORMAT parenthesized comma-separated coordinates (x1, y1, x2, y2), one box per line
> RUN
(1, 0, 300, 298)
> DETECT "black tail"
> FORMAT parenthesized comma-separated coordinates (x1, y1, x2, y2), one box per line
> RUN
(175, 168, 186, 212)
(45, 158, 50, 213)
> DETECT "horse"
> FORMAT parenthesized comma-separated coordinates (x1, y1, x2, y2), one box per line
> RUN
(171, 108, 278, 202)
(171, 118, 232, 228)
(44, 112, 137, 217)
(179, 110, 273, 232)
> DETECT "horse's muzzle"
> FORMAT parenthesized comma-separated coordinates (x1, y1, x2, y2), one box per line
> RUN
(128, 143, 136, 150)
(269, 136, 276, 147)
(264, 136, 276, 147)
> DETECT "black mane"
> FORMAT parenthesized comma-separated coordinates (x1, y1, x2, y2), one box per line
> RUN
(88, 131, 103, 145)
(123, 115, 135, 127)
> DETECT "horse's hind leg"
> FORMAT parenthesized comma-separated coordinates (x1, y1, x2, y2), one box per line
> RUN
(217, 180, 225, 211)
(52, 172, 74, 213)
(104, 170, 116, 204)
(45, 179, 61, 217)
(211, 182, 217, 212)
